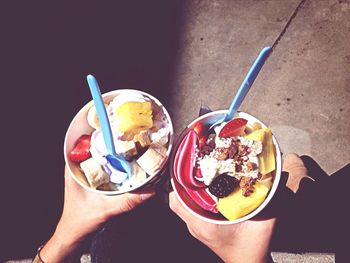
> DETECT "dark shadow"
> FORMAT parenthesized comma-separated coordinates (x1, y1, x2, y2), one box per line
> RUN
(269, 156, 350, 262)
(0, 1, 186, 261)
(90, 197, 223, 263)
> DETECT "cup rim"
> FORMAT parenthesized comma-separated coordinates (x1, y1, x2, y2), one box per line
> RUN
(64, 89, 174, 195)
(170, 110, 282, 224)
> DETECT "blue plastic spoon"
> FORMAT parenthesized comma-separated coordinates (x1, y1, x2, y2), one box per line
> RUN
(86, 74, 132, 179)
(209, 46, 272, 130)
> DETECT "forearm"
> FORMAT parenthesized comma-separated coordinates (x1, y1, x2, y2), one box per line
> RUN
(39, 235, 78, 263)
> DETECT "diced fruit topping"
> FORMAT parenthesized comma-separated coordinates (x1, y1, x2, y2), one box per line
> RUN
(217, 181, 269, 221)
(199, 134, 216, 156)
(137, 143, 167, 177)
(133, 130, 151, 148)
(87, 104, 108, 130)
(198, 137, 207, 149)
(219, 118, 248, 138)
(80, 158, 109, 189)
(193, 122, 206, 137)
(115, 140, 138, 160)
(245, 128, 275, 175)
(208, 173, 239, 198)
(193, 122, 207, 149)
(69, 135, 92, 163)
(251, 122, 262, 131)
(115, 101, 153, 133)
(173, 114, 277, 221)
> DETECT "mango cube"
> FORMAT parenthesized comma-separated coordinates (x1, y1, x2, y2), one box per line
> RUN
(115, 102, 153, 133)
(245, 128, 275, 175)
(217, 181, 269, 221)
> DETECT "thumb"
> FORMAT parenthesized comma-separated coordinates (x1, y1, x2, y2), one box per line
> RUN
(117, 191, 155, 214)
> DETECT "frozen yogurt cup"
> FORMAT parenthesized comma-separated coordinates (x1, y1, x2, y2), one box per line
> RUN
(64, 89, 174, 195)
(170, 110, 281, 224)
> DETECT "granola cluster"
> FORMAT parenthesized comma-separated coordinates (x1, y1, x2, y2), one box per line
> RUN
(196, 133, 262, 197)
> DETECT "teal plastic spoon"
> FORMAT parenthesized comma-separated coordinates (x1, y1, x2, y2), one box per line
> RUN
(86, 74, 132, 179)
(209, 46, 272, 130)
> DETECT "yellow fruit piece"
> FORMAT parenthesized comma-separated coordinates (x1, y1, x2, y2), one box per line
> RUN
(245, 128, 265, 141)
(115, 102, 153, 133)
(245, 128, 275, 175)
(251, 122, 262, 131)
(217, 181, 269, 221)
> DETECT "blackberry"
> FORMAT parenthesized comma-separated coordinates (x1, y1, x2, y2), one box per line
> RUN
(208, 174, 239, 198)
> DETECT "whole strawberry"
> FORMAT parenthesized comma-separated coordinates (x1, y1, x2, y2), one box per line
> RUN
(69, 134, 92, 163)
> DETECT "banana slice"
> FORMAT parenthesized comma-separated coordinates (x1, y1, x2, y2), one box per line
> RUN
(130, 160, 147, 183)
(87, 103, 109, 130)
(80, 158, 110, 189)
(150, 127, 169, 146)
(136, 142, 167, 176)
(133, 130, 151, 148)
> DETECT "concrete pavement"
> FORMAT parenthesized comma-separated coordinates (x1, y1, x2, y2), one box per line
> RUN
(169, 0, 350, 175)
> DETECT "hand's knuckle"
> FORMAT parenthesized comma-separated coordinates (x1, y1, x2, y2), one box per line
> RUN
(123, 195, 141, 211)
(169, 195, 178, 212)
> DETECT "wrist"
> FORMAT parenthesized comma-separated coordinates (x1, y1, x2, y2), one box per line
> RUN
(39, 228, 82, 263)
(211, 245, 270, 263)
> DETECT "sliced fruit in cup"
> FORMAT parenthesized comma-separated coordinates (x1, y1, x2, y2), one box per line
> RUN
(171, 111, 282, 223)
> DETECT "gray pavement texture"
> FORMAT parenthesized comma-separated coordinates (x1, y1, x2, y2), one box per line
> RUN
(3, 252, 337, 263)
(169, 0, 350, 175)
(3, 0, 349, 262)
(168, 1, 348, 260)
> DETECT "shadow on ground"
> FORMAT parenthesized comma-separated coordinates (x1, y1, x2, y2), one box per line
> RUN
(270, 157, 349, 262)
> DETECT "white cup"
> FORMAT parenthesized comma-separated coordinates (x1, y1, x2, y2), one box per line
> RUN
(64, 89, 174, 195)
(170, 110, 282, 224)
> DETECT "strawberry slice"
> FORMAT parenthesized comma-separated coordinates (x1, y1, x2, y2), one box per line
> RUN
(219, 118, 248, 138)
(198, 137, 207, 149)
(193, 122, 207, 149)
(174, 129, 205, 189)
(69, 134, 92, 163)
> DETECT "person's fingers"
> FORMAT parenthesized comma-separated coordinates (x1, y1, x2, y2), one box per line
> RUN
(169, 192, 200, 237)
(169, 191, 184, 219)
(169, 191, 198, 224)
(108, 191, 155, 215)
(169, 192, 220, 242)
(64, 165, 69, 177)
(64, 165, 84, 193)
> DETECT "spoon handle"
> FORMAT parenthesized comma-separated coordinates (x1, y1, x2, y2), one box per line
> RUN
(86, 74, 116, 156)
(225, 46, 272, 121)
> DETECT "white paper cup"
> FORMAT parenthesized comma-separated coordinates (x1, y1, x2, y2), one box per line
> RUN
(170, 110, 281, 224)
(64, 89, 174, 195)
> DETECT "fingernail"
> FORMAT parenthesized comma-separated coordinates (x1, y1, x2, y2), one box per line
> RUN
(140, 192, 155, 201)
